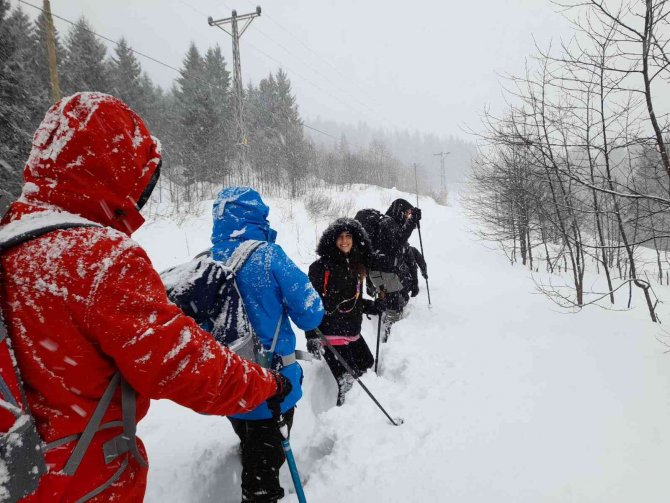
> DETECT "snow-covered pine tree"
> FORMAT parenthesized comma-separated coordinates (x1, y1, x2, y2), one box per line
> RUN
(201, 44, 233, 183)
(246, 73, 282, 189)
(61, 17, 110, 95)
(173, 43, 205, 194)
(0, 3, 42, 196)
(109, 38, 144, 112)
(275, 69, 308, 197)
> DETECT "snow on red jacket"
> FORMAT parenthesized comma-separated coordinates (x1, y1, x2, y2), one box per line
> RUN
(0, 93, 277, 502)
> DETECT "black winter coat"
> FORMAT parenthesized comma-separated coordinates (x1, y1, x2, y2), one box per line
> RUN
(375, 199, 418, 271)
(308, 218, 378, 336)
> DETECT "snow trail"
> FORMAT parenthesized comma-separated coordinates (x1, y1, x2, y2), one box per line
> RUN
(137, 186, 670, 503)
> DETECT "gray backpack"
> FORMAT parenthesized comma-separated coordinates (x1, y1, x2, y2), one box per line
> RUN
(0, 219, 146, 502)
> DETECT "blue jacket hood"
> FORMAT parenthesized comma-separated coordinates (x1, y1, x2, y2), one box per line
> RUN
(211, 186, 278, 244)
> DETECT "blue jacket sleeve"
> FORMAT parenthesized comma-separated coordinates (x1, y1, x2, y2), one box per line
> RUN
(271, 245, 324, 331)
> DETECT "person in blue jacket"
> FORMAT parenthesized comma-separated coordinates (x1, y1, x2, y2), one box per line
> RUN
(210, 186, 324, 503)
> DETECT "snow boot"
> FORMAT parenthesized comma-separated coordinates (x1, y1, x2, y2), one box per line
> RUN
(336, 373, 355, 406)
(381, 309, 402, 343)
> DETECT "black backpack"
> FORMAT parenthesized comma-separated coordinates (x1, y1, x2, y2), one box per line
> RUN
(161, 241, 271, 367)
(354, 209, 385, 251)
(354, 209, 396, 272)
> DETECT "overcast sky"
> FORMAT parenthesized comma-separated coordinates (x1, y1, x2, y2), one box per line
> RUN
(15, 0, 575, 140)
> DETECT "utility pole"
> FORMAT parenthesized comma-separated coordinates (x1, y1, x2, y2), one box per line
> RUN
(208, 6, 261, 168)
(433, 151, 450, 195)
(43, 0, 61, 103)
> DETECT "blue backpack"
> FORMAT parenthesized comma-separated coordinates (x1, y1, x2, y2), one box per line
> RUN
(161, 240, 279, 366)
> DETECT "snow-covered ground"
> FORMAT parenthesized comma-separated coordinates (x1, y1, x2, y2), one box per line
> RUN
(135, 185, 670, 503)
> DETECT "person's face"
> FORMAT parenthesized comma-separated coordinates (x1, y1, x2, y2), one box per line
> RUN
(404, 208, 413, 221)
(336, 232, 353, 254)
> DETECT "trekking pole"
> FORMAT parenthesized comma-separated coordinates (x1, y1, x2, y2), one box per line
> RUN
(417, 227, 431, 306)
(315, 329, 403, 426)
(277, 417, 307, 503)
(374, 313, 382, 375)
(413, 163, 432, 307)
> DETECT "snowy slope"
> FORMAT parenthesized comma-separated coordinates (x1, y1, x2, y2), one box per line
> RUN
(135, 185, 670, 503)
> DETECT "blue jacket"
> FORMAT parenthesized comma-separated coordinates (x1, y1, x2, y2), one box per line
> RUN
(210, 187, 324, 420)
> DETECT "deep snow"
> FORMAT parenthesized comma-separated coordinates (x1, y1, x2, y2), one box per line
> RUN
(135, 185, 670, 503)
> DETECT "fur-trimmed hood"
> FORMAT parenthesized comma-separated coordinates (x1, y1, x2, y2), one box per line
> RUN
(316, 217, 372, 263)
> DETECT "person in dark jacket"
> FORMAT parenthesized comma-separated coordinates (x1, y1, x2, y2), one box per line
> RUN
(375, 199, 421, 271)
(403, 245, 428, 298)
(307, 218, 384, 406)
(377, 199, 421, 341)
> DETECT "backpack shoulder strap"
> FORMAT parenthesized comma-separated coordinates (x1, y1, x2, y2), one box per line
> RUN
(0, 219, 101, 253)
(225, 240, 265, 274)
(323, 269, 331, 296)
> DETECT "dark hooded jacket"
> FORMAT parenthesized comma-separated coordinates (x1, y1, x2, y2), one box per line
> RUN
(375, 198, 419, 272)
(399, 245, 427, 295)
(308, 218, 379, 336)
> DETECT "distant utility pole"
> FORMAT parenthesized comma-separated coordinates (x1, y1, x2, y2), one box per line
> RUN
(208, 6, 261, 167)
(43, 0, 61, 103)
(433, 151, 450, 194)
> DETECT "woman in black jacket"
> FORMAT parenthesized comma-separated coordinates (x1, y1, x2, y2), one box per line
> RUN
(307, 218, 383, 406)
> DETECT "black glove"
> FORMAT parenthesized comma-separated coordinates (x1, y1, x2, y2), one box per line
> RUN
(306, 337, 323, 360)
(410, 286, 419, 297)
(374, 297, 387, 314)
(267, 371, 293, 418)
(422, 271, 428, 279)
(411, 207, 422, 222)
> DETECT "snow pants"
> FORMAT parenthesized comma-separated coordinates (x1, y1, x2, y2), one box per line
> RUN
(228, 407, 295, 503)
(322, 335, 374, 381)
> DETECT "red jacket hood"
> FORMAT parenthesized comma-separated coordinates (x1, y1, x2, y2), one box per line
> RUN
(5, 92, 161, 234)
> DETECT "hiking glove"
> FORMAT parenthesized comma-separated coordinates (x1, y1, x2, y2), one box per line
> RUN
(411, 207, 422, 222)
(306, 337, 323, 360)
(374, 297, 387, 314)
(422, 271, 428, 279)
(267, 371, 293, 418)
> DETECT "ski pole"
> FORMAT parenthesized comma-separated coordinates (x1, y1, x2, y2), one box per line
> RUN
(416, 225, 431, 306)
(413, 163, 432, 306)
(315, 329, 403, 426)
(277, 417, 307, 503)
(374, 313, 382, 374)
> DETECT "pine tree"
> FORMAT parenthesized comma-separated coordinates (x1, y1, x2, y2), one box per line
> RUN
(0, 4, 42, 196)
(109, 38, 143, 110)
(173, 43, 208, 193)
(202, 44, 233, 182)
(275, 69, 307, 196)
(245, 69, 308, 196)
(61, 17, 110, 94)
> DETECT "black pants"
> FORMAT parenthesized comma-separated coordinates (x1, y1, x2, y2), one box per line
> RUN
(228, 408, 295, 503)
(323, 335, 374, 381)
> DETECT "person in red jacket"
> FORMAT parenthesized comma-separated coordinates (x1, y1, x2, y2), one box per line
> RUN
(0, 92, 289, 502)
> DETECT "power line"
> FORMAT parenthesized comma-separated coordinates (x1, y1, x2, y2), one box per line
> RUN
(201, 0, 402, 131)
(237, 0, 387, 111)
(18, 0, 190, 80)
(16, 0, 339, 142)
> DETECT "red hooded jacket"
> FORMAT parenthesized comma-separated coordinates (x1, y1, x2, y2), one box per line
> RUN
(0, 93, 277, 502)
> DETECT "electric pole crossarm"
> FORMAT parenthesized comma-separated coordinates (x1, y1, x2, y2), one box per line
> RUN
(208, 6, 261, 26)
